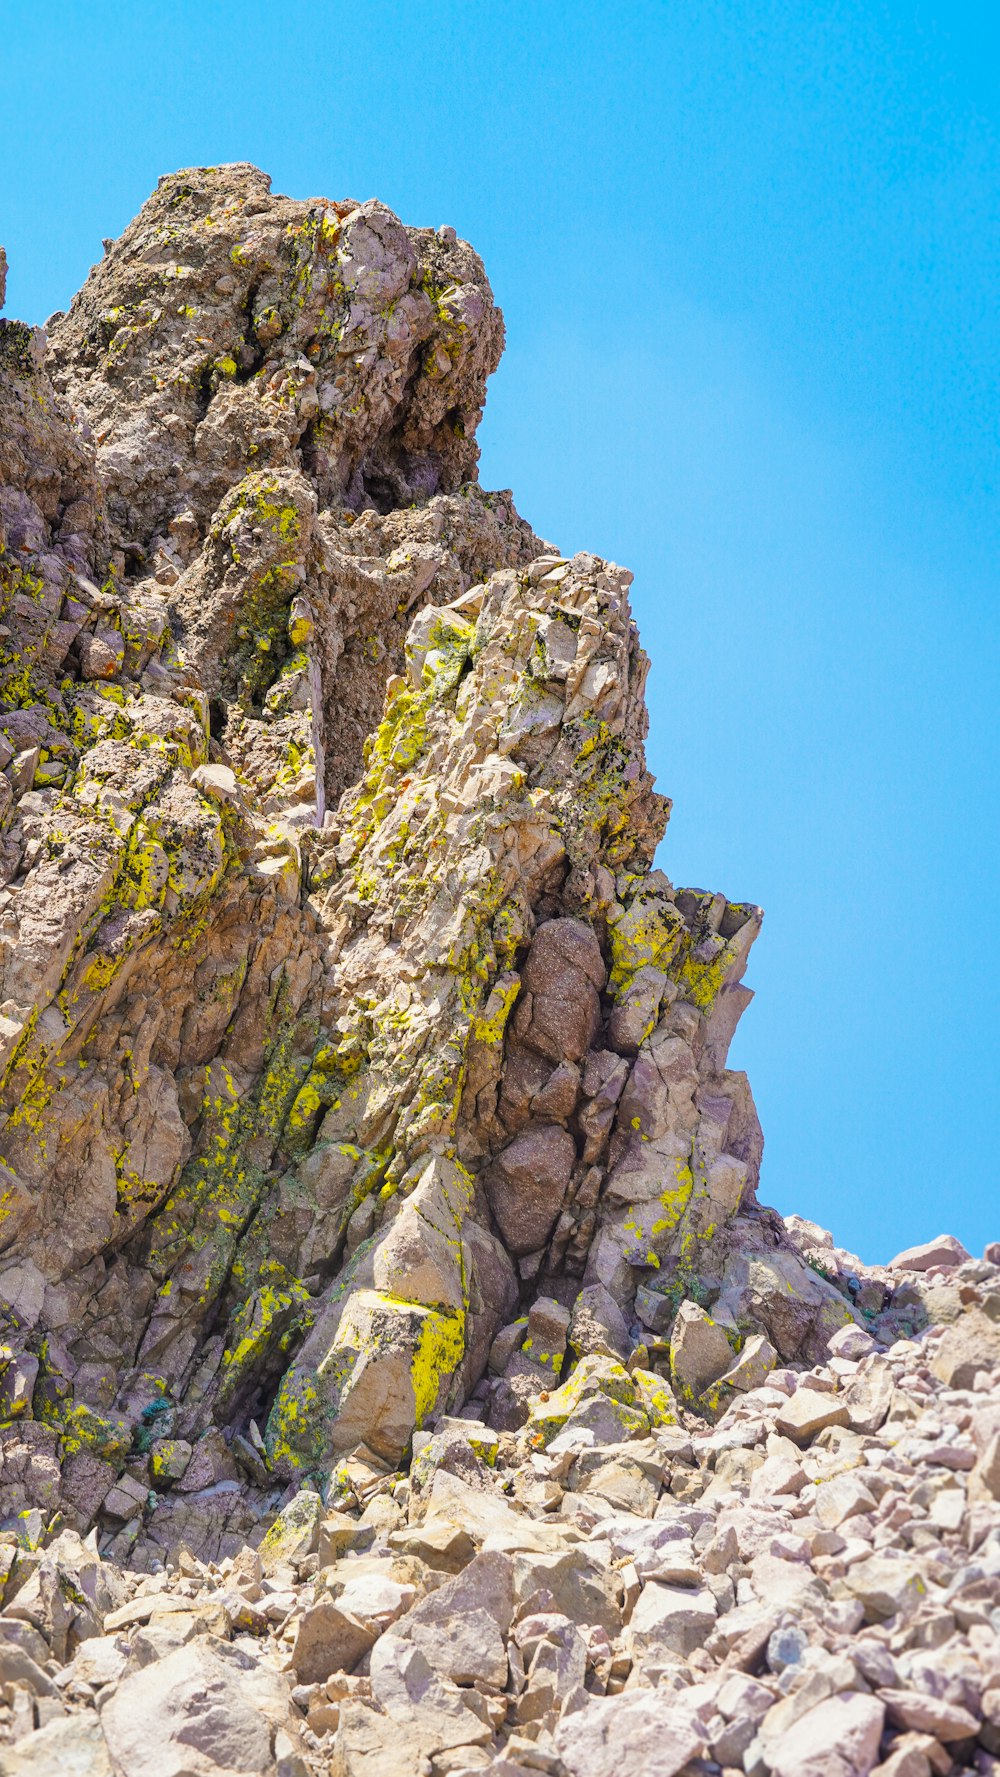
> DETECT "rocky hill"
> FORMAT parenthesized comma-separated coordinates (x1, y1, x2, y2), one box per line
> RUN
(0, 166, 995, 1777)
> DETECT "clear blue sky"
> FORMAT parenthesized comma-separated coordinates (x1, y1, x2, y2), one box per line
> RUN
(3, 1, 997, 1263)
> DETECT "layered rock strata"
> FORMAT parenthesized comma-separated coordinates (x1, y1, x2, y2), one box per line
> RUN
(0, 166, 995, 1777)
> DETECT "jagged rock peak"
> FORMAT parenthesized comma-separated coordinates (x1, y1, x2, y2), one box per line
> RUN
(0, 163, 771, 1518)
(0, 170, 995, 1777)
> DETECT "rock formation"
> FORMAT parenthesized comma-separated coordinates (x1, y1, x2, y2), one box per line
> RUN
(0, 166, 995, 1777)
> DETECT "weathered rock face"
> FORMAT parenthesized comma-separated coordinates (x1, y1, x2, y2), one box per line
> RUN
(0, 164, 997, 1777)
(0, 162, 975, 1566)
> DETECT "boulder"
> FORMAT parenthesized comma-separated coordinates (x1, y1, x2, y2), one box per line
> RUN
(669, 1301, 734, 1399)
(258, 1489, 323, 1574)
(556, 1690, 703, 1777)
(842, 1364, 894, 1435)
(767, 1692, 885, 1777)
(486, 1123, 576, 1255)
(289, 1598, 378, 1683)
(827, 1323, 877, 1360)
(775, 1387, 850, 1446)
(513, 918, 606, 1063)
(843, 1555, 927, 1623)
(717, 1331, 777, 1392)
(568, 1285, 631, 1361)
(332, 1700, 427, 1777)
(511, 1548, 622, 1639)
(880, 1689, 980, 1740)
(100, 1636, 294, 1777)
(889, 1235, 970, 1272)
(813, 1470, 876, 1530)
(368, 1635, 492, 1751)
(391, 1550, 513, 1687)
(929, 1307, 1000, 1388)
(0, 1715, 112, 1776)
(627, 1580, 717, 1660)
(527, 1354, 648, 1447)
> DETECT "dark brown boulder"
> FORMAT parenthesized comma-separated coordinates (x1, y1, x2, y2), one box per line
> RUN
(485, 1123, 576, 1255)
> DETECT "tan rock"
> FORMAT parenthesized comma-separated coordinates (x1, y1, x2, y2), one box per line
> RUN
(813, 1470, 877, 1530)
(669, 1302, 734, 1398)
(627, 1580, 717, 1659)
(930, 1307, 1000, 1387)
(718, 1331, 777, 1391)
(889, 1235, 970, 1271)
(100, 1636, 294, 1777)
(880, 1689, 979, 1741)
(556, 1690, 704, 1777)
(0, 1714, 112, 1776)
(391, 1550, 512, 1687)
(843, 1554, 927, 1623)
(289, 1598, 378, 1684)
(368, 1636, 492, 1750)
(767, 1691, 885, 1777)
(775, 1387, 850, 1445)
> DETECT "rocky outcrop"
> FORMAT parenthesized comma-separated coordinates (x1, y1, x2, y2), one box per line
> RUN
(0, 162, 777, 1517)
(0, 166, 996, 1777)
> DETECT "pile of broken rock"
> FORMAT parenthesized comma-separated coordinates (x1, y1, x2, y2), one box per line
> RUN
(0, 1234, 996, 1777)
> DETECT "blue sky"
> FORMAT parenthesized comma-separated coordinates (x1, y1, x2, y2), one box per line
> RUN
(3, 1, 997, 1261)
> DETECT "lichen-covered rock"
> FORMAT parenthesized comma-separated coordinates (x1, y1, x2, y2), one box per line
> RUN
(0, 166, 931, 1582)
(669, 1300, 734, 1402)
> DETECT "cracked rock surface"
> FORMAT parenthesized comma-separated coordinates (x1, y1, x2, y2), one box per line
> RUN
(0, 166, 995, 1775)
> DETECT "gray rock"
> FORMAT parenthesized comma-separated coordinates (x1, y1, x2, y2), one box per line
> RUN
(767, 1623, 810, 1672)
(568, 1285, 631, 1362)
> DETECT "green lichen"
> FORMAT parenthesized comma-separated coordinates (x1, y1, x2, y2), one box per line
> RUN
(410, 1303, 466, 1426)
(631, 1368, 678, 1427)
(214, 1259, 315, 1418)
(607, 890, 684, 996)
(526, 1355, 642, 1448)
(147, 989, 312, 1312)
